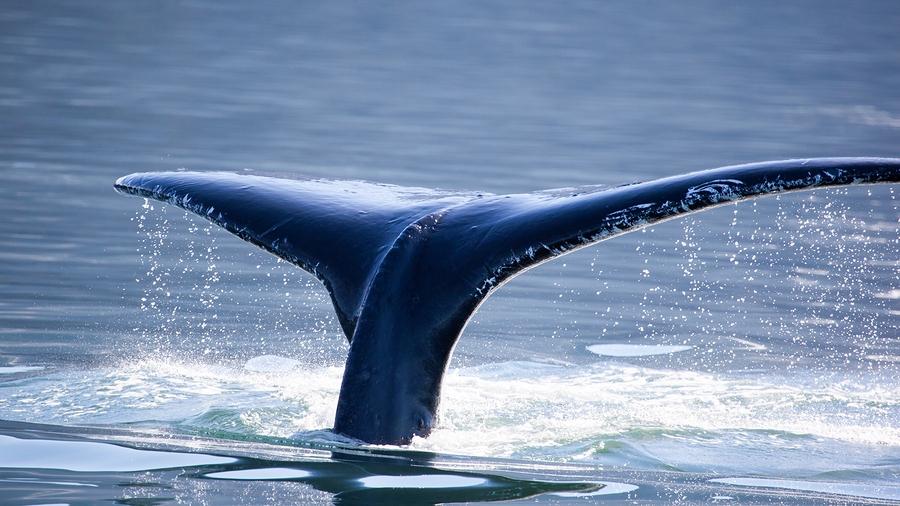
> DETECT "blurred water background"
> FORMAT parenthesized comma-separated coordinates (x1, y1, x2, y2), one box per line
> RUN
(1, 0, 899, 493)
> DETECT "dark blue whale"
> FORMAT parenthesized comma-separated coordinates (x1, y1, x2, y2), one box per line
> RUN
(115, 157, 900, 445)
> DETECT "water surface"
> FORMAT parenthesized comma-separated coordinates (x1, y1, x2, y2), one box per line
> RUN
(1, 1, 899, 504)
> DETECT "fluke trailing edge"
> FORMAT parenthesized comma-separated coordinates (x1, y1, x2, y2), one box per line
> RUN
(115, 158, 900, 444)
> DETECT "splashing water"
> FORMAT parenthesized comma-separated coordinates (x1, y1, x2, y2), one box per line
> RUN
(130, 202, 346, 365)
(2, 189, 896, 483)
(1, 355, 897, 478)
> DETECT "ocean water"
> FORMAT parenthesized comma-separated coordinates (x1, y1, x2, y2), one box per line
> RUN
(1, 1, 899, 504)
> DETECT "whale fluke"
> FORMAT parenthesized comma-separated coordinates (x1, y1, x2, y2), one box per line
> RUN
(115, 158, 900, 444)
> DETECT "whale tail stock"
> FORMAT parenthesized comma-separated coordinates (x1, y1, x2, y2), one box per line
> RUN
(115, 157, 900, 444)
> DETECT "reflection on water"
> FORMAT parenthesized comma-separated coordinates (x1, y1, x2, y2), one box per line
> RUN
(0, 422, 609, 505)
(4, 420, 895, 505)
(0, 435, 236, 472)
(711, 478, 900, 502)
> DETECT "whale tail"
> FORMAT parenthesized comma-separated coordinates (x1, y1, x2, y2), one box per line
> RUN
(116, 157, 900, 444)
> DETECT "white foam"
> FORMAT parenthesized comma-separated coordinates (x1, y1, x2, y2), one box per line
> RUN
(586, 344, 693, 357)
(0, 359, 343, 438)
(414, 361, 900, 466)
(3, 358, 898, 476)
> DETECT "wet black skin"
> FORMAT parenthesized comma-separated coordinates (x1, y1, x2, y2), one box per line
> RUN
(116, 158, 900, 444)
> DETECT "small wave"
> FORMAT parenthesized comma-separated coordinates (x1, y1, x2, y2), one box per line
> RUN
(415, 361, 900, 473)
(0, 358, 897, 476)
(711, 477, 900, 501)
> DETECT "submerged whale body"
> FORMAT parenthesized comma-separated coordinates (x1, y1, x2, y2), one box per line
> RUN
(115, 158, 900, 445)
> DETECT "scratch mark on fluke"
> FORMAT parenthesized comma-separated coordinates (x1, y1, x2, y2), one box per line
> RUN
(114, 157, 900, 445)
